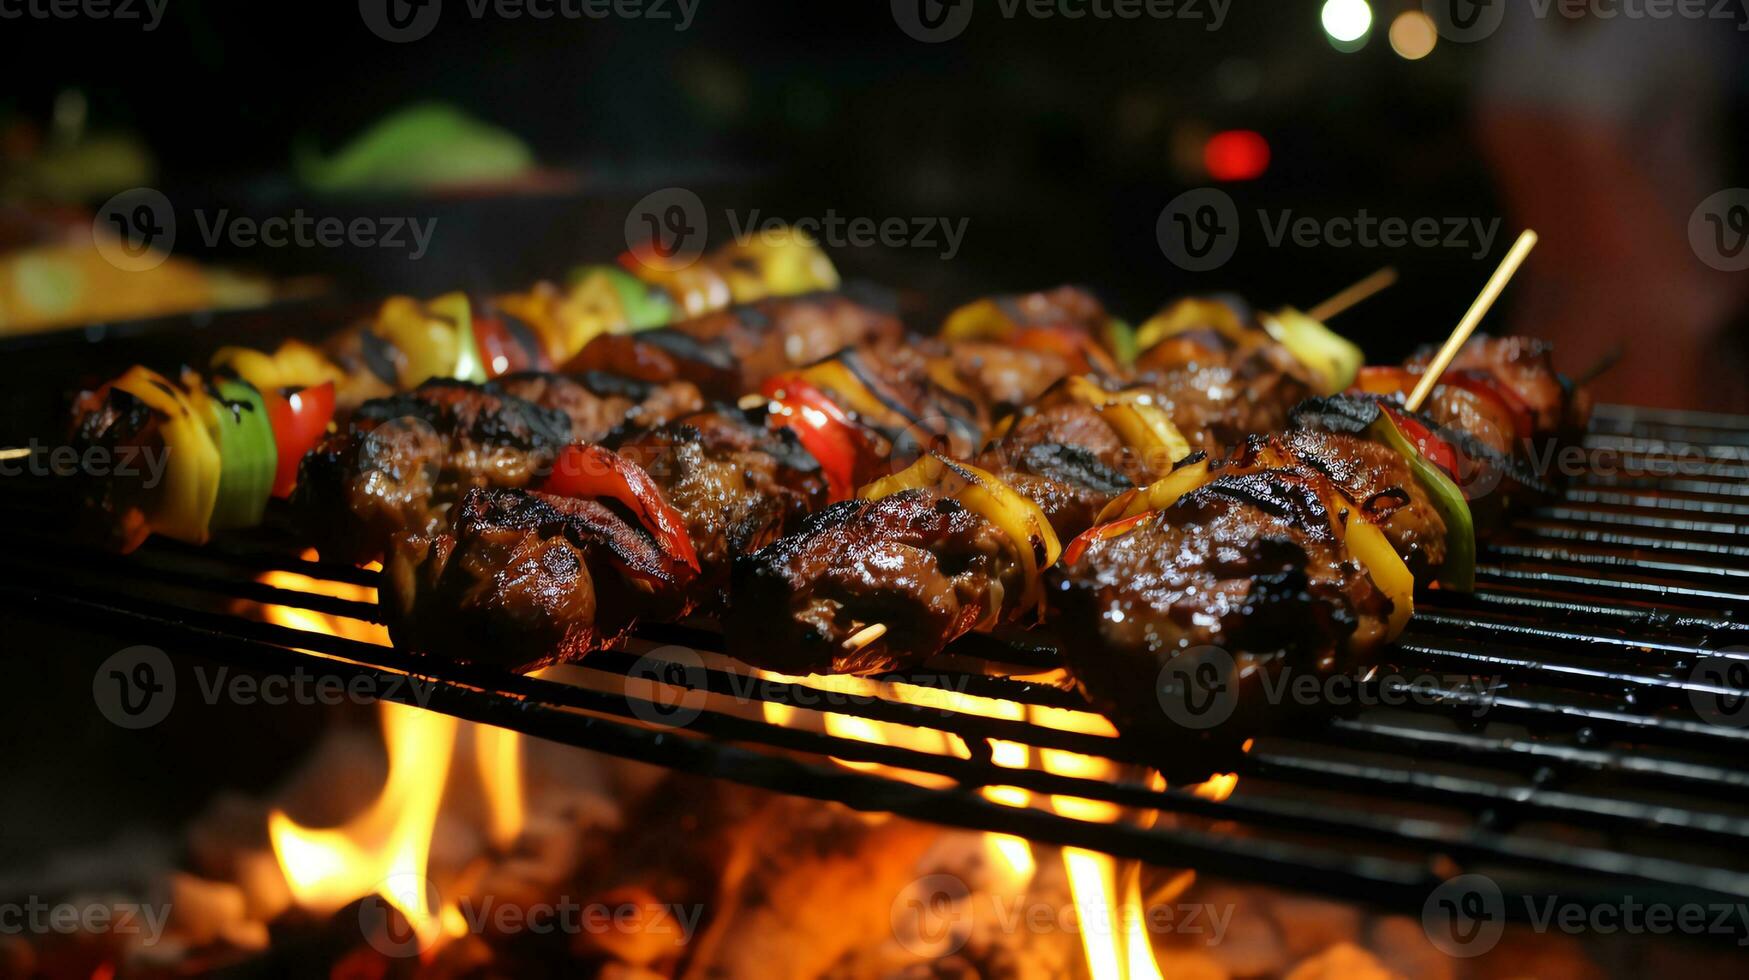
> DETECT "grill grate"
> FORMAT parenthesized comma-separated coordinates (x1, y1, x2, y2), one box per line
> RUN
(6, 404, 1749, 924)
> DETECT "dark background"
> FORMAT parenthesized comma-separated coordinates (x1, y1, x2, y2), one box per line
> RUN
(11, 0, 1738, 376)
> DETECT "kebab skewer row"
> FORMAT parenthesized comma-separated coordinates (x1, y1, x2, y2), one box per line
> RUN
(373, 285, 1356, 671)
(63, 281, 896, 555)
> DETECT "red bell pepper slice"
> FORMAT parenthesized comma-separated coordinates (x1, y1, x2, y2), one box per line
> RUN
(1062, 511, 1154, 566)
(1354, 366, 1532, 445)
(474, 314, 553, 378)
(760, 374, 868, 502)
(262, 381, 336, 498)
(1380, 404, 1459, 481)
(541, 444, 701, 583)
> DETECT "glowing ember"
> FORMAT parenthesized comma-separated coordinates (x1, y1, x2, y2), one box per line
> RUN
(1192, 772, 1240, 803)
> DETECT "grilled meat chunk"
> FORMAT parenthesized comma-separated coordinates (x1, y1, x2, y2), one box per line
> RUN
(612, 410, 828, 608)
(495, 371, 704, 443)
(1142, 358, 1315, 455)
(1405, 335, 1590, 436)
(66, 386, 162, 552)
(383, 488, 688, 671)
(1269, 428, 1448, 575)
(292, 379, 572, 563)
(565, 294, 903, 400)
(727, 490, 1017, 675)
(1054, 469, 1392, 779)
(976, 399, 1145, 538)
(939, 342, 1078, 417)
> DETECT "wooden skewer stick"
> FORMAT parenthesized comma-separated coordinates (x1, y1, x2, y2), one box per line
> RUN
(842, 622, 888, 652)
(1306, 265, 1398, 322)
(1405, 230, 1539, 413)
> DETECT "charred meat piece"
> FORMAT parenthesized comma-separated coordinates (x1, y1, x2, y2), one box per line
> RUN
(1269, 428, 1448, 575)
(1405, 335, 1591, 436)
(292, 379, 572, 563)
(564, 294, 903, 400)
(495, 371, 704, 443)
(1053, 469, 1392, 780)
(1140, 358, 1315, 455)
(727, 490, 1017, 675)
(976, 399, 1145, 539)
(66, 386, 162, 552)
(612, 410, 828, 608)
(938, 341, 1079, 418)
(382, 488, 689, 671)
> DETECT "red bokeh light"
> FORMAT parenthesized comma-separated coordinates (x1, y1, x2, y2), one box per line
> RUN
(1204, 130, 1270, 182)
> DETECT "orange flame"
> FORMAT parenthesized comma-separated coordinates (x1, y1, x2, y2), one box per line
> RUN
(256, 550, 527, 955)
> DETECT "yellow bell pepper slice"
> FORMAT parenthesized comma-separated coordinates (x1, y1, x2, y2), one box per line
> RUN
(859, 452, 1063, 615)
(1261, 306, 1364, 395)
(1345, 518, 1414, 641)
(111, 366, 221, 545)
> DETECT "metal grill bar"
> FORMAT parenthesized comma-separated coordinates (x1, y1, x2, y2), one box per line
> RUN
(8, 405, 1749, 925)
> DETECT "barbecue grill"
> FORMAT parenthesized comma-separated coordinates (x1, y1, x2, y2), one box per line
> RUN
(5, 403, 1749, 936)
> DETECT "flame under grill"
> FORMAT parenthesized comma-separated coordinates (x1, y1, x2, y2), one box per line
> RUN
(6, 404, 1749, 926)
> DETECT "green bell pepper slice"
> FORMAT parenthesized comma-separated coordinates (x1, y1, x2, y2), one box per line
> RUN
(203, 378, 279, 531)
(1369, 411, 1476, 591)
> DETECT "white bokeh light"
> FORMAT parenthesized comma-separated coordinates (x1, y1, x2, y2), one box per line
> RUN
(1320, 0, 1373, 45)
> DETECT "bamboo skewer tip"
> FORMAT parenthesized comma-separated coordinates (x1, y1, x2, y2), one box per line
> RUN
(1405, 230, 1539, 413)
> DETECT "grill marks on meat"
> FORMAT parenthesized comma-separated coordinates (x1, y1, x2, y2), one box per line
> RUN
(976, 400, 1143, 539)
(1266, 429, 1447, 575)
(1144, 359, 1314, 455)
(564, 294, 903, 400)
(293, 379, 572, 564)
(728, 491, 1016, 675)
(383, 489, 684, 671)
(382, 407, 829, 669)
(495, 371, 704, 443)
(613, 411, 827, 609)
(1054, 469, 1391, 778)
